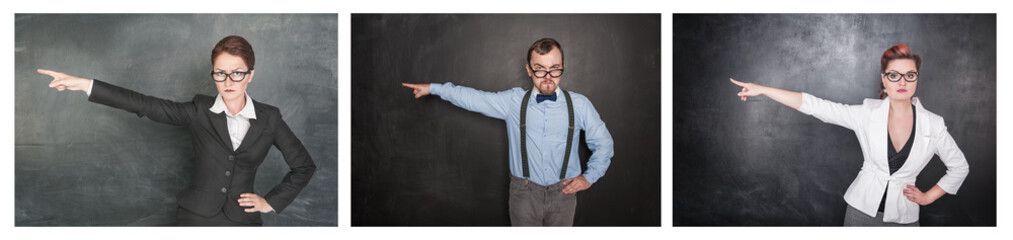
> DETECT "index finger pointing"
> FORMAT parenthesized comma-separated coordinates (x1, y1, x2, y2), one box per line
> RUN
(37, 69, 60, 78)
(729, 78, 747, 87)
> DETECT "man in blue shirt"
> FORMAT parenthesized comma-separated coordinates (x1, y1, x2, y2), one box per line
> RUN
(401, 38, 614, 226)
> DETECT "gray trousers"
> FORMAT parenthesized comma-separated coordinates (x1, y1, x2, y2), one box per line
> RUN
(508, 175, 577, 226)
(843, 204, 919, 226)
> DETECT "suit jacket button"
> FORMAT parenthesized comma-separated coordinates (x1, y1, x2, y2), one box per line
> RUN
(221, 187, 227, 193)
(228, 155, 235, 161)
(225, 171, 231, 176)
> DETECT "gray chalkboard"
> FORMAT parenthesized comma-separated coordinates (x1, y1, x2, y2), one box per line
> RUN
(673, 14, 995, 226)
(352, 14, 660, 226)
(15, 14, 337, 226)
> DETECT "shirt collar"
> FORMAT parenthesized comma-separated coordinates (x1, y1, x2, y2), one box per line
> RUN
(533, 87, 563, 96)
(209, 92, 257, 119)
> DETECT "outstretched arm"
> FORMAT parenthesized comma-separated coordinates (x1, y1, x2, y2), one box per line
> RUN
(401, 82, 514, 120)
(729, 78, 802, 109)
(732, 78, 865, 130)
(40, 68, 195, 126)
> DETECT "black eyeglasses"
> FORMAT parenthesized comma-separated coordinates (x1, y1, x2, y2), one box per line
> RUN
(884, 71, 918, 82)
(211, 71, 250, 82)
(529, 64, 564, 78)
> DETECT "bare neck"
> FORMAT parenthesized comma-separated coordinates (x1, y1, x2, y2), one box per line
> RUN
(888, 97, 913, 116)
(224, 95, 247, 116)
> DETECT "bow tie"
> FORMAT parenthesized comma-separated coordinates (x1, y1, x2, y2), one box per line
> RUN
(536, 93, 557, 103)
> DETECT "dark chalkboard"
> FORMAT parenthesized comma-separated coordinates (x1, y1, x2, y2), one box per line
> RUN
(14, 14, 338, 226)
(352, 14, 660, 226)
(673, 14, 996, 226)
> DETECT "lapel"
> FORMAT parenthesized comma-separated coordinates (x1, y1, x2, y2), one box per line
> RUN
(234, 101, 266, 153)
(877, 97, 933, 176)
(895, 98, 934, 174)
(210, 111, 235, 152)
(871, 98, 891, 171)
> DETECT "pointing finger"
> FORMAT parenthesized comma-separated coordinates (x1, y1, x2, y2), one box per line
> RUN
(729, 78, 746, 87)
(37, 69, 60, 78)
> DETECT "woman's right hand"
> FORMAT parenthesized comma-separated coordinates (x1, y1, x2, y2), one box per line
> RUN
(729, 78, 765, 101)
(401, 83, 431, 98)
(39, 69, 91, 93)
(729, 78, 802, 109)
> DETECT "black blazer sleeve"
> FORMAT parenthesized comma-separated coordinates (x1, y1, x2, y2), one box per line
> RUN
(88, 79, 195, 126)
(263, 116, 316, 213)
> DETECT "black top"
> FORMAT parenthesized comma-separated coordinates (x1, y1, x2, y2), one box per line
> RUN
(878, 104, 916, 213)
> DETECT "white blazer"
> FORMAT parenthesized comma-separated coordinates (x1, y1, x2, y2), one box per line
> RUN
(797, 93, 970, 224)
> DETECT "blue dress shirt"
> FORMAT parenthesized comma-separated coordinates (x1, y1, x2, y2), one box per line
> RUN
(430, 82, 614, 186)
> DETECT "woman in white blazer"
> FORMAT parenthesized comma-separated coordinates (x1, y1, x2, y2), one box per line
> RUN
(729, 44, 969, 226)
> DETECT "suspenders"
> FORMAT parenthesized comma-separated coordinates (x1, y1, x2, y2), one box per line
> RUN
(519, 89, 575, 180)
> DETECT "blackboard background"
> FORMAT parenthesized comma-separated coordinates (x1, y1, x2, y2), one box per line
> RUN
(14, 14, 338, 226)
(673, 14, 996, 226)
(352, 14, 661, 226)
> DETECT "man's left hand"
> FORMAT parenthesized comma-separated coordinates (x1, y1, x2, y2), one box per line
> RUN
(561, 175, 591, 194)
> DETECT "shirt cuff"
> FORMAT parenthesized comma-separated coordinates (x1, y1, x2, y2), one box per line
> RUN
(429, 83, 443, 96)
(796, 92, 815, 115)
(85, 79, 94, 96)
(583, 171, 602, 184)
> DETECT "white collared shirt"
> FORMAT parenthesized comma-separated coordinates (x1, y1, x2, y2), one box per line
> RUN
(209, 93, 257, 150)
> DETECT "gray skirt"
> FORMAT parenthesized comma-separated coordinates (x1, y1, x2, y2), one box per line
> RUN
(843, 204, 919, 226)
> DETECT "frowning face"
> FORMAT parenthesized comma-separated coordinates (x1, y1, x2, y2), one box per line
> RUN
(212, 52, 254, 103)
(526, 47, 564, 95)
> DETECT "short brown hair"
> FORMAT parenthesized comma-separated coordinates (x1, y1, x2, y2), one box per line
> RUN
(879, 44, 921, 99)
(211, 35, 255, 70)
(527, 38, 563, 64)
